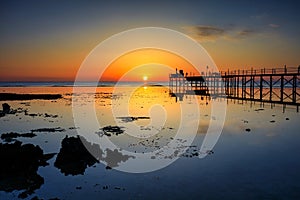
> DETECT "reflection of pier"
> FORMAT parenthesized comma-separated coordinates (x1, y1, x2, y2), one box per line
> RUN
(169, 67, 300, 109)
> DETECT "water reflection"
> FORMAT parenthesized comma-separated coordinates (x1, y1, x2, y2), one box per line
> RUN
(54, 135, 135, 175)
(0, 86, 299, 199)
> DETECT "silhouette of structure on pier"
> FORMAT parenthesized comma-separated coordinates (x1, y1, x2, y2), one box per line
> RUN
(169, 66, 300, 109)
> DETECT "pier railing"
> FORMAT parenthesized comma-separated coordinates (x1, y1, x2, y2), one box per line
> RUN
(220, 66, 300, 76)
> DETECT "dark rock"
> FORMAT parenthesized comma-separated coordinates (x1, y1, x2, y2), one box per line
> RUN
(286, 117, 289, 120)
(30, 196, 42, 200)
(102, 126, 124, 135)
(1, 132, 36, 142)
(44, 113, 58, 118)
(29, 113, 38, 117)
(0, 93, 62, 101)
(2, 103, 10, 114)
(18, 192, 29, 199)
(99, 125, 124, 136)
(245, 128, 251, 132)
(31, 127, 65, 133)
(192, 152, 199, 156)
(116, 116, 150, 123)
(105, 166, 112, 170)
(68, 127, 79, 130)
(0, 141, 54, 197)
(54, 136, 99, 176)
(206, 150, 214, 155)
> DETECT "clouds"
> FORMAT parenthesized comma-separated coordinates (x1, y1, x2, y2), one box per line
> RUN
(269, 23, 280, 28)
(183, 24, 274, 42)
(237, 29, 255, 37)
(183, 26, 224, 41)
(190, 26, 225, 38)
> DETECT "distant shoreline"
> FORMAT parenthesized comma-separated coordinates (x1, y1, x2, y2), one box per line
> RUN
(0, 81, 169, 87)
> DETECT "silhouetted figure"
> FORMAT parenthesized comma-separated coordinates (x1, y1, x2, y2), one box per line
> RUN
(179, 70, 184, 76)
(284, 65, 287, 73)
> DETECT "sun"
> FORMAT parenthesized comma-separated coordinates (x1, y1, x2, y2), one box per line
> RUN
(143, 75, 148, 81)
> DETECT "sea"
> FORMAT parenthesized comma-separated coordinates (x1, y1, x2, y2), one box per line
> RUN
(0, 82, 299, 200)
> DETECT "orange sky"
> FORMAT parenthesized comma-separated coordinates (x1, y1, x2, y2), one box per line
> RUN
(100, 49, 199, 82)
(1, 1, 300, 82)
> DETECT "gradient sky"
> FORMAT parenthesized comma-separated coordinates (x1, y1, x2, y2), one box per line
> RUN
(1, 0, 300, 81)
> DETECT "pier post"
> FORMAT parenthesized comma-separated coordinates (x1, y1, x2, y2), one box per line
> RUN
(293, 75, 296, 103)
(280, 75, 284, 103)
(270, 74, 273, 102)
(260, 74, 263, 101)
(237, 70, 240, 98)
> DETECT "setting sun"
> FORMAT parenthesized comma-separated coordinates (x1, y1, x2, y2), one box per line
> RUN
(143, 76, 148, 81)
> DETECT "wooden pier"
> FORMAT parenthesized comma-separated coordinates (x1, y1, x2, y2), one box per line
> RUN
(169, 66, 300, 108)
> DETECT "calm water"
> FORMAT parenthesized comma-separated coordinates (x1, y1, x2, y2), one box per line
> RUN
(0, 86, 299, 200)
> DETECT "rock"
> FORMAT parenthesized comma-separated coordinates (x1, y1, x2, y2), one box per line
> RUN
(2, 103, 10, 114)
(1, 132, 36, 142)
(116, 116, 150, 123)
(54, 136, 99, 176)
(103, 186, 108, 190)
(0, 141, 54, 197)
(105, 166, 112, 170)
(100, 125, 124, 136)
(31, 127, 65, 133)
(0, 93, 62, 101)
(30, 196, 41, 200)
(206, 150, 214, 155)
(245, 128, 251, 132)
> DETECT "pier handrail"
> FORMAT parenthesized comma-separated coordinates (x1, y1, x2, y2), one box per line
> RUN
(220, 66, 299, 76)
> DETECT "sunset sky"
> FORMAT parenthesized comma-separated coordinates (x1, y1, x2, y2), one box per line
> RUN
(1, 0, 300, 81)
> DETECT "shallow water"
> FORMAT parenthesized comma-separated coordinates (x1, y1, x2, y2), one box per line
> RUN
(0, 86, 299, 199)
